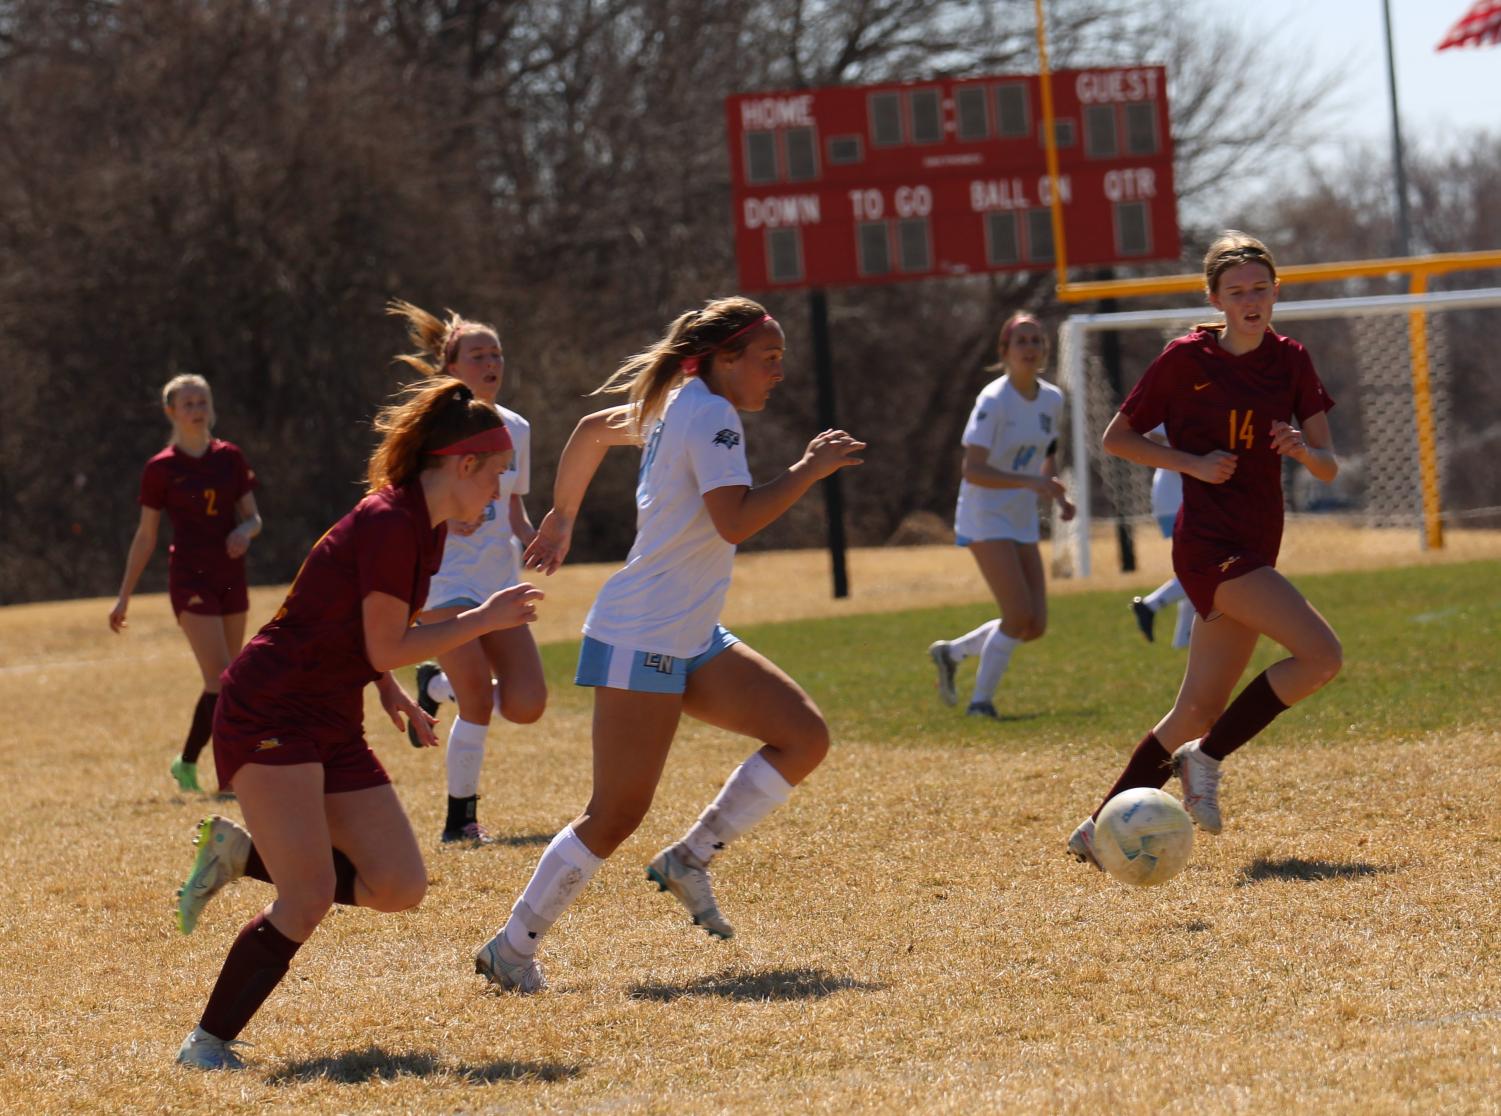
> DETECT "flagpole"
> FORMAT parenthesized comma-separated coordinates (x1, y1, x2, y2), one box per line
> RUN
(1382, 0, 1413, 255)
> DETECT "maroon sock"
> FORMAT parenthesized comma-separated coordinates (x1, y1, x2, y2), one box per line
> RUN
(1200, 671, 1288, 761)
(241, 847, 357, 906)
(181, 691, 218, 765)
(1092, 732, 1173, 819)
(198, 912, 303, 1041)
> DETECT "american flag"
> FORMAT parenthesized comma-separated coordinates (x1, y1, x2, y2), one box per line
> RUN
(1437, 0, 1501, 49)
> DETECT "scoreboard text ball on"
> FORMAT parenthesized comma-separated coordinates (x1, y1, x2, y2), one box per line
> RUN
(726, 67, 1180, 290)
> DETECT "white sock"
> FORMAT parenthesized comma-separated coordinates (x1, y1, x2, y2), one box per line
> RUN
(1144, 578, 1185, 611)
(971, 628, 1021, 705)
(680, 752, 794, 865)
(445, 717, 489, 798)
(427, 670, 457, 705)
(948, 618, 1000, 661)
(502, 825, 603, 957)
(1172, 600, 1195, 649)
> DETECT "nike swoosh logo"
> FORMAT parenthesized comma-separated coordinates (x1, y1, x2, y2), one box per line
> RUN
(1193, 382, 1211, 391)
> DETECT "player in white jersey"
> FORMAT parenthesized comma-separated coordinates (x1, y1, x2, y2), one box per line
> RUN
(471, 297, 864, 993)
(928, 312, 1075, 718)
(386, 301, 546, 845)
(1130, 425, 1193, 650)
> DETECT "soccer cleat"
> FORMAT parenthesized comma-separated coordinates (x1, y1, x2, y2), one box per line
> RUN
(441, 821, 496, 846)
(175, 1026, 246, 1071)
(170, 758, 202, 794)
(407, 661, 442, 747)
(1067, 817, 1103, 871)
(927, 640, 959, 706)
(176, 815, 252, 935)
(965, 700, 1000, 720)
(474, 936, 546, 993)
(1172, 739, 1224, 834)
(647, 845, 734, 940)
(1131, 597, 1156, 642)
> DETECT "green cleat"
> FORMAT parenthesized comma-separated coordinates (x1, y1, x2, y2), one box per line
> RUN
(176, 815, 252, 935)
(170, 758, 202, 793)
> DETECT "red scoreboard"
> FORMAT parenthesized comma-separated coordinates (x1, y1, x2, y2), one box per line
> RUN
(726, 67, 1179, 290)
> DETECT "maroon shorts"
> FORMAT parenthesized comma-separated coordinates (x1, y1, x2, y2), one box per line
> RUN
(170, 565, 249, 618)
(213, 701, 391, 795)
(1174, 545, 1274, 619)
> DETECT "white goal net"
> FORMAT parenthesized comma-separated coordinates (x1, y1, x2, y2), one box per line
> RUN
(1054, 287, 1501, 577)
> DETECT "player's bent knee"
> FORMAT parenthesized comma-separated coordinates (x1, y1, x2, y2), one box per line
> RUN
(500, 693, 547, 724)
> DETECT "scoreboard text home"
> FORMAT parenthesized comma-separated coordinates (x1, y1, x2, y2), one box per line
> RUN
(725, 67, 1179, 290)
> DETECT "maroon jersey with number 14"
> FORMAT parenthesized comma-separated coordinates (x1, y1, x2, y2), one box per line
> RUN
(1120, 328, 1333, 604)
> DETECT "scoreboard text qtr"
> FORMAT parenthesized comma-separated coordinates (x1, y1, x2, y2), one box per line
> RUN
(726, 67, 1179, 290)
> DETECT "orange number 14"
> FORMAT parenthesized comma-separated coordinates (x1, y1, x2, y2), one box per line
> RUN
(204, 489, 219, 516)
(1228, 409, 1255, 450)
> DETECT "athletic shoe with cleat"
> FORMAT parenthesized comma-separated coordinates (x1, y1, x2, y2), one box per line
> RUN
(1172, 739, 1223, 834)
(407, 661, 442, 747)
(927, 640, 959, 707)
(176, 815, 252, 935)
(175, 1026, 246, 1071)
(170, 757, 202, 794)
(646, 845, 734, 939)
(965, 700, 1000, 720)
(441, 821, 496, 846)
(1131, 597, 1156, 642)
(1067, 817, 1102, 870)
(474, 936, 546, 993)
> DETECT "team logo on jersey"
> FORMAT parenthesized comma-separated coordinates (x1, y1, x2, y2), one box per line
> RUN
(977, 411, 988, 421)
(1193, 381, 1212, 391)
(1039, 414, 1053, 434)
(186, 594, 204, 606)
(712, 429, 741, 450)
(1218, 555, 1241, 572)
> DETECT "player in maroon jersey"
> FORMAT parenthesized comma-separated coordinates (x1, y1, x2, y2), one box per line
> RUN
(109, 375, 263, 794)
(1068, 232, 1343, 865)
(172, 378, 544, 1071)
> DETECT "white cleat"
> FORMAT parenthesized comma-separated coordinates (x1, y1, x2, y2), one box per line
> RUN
(647, 845, 734, 939)
(1173, 740, 1224, 834)
(927, 641, 959, 706)
(1067, 817, 1102, 870)
(175, 1026, 246, 1071)
(474, 936, 546, 994)
(176, 815, 252, 935)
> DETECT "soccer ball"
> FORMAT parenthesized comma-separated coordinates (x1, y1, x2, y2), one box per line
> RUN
(1094, 787, 1195, 887)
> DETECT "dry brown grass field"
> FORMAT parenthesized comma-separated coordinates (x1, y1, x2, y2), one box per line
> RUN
(2, 533, 1499, 1114)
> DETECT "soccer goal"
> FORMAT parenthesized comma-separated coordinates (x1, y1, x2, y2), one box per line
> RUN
(1054, 286, 1501, 578)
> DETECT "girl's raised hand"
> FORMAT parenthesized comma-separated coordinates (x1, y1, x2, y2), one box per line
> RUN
(1269, 419, 1307, 460)
(802, 429, 866, 479)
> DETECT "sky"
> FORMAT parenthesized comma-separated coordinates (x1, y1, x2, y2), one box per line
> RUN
(1197, 0, 1500, 158)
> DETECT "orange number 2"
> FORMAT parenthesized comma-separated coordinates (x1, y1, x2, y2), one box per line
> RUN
(203, 489, 218, 516)
(1228, 409, 1255, 450)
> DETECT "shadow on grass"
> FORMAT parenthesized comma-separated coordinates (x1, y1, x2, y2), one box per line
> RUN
(630, 966, 882, 1003)
(1237, 856, 1394, 885)
(492, 832, 555, 848)
(266, 1046, 580, 1086)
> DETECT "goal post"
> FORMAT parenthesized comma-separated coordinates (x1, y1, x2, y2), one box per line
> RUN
(1055, 286, 1501, 578)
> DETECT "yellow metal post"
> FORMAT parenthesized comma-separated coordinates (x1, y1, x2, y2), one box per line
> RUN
(1033, 0, 1069, 293)
(1406, 272, 1445, 548)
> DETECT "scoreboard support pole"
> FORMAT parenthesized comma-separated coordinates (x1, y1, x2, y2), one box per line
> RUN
(809, 289, 850, 599)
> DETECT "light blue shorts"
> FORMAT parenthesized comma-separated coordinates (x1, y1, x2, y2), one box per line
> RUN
(1157, 515, 1176, 539)
(575, 625, 740, 694)
(427, 595, 482, 611)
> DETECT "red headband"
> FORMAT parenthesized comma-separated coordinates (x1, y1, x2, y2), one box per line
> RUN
(430, 425, 512, 457)
(680, 314, 777, 377)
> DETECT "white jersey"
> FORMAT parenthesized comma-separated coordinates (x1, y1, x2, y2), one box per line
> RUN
(1147, 424, 1183, 520)
(425, 404, 531, 606)
(954, 374, 1064, 544)
(583, 378, 753, 658)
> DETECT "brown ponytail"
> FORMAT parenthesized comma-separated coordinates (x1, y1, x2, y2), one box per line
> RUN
(367, 377, 505, 492)
(593, 296, 771, 434)
(386, 298, 499, 377)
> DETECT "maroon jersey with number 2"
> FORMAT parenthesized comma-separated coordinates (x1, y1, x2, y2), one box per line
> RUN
(1120, 327, 1334, 616)
(213, 481, 446, 791)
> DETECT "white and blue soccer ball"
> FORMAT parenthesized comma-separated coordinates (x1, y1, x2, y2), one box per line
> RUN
(1094, 787, 1194, 887)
